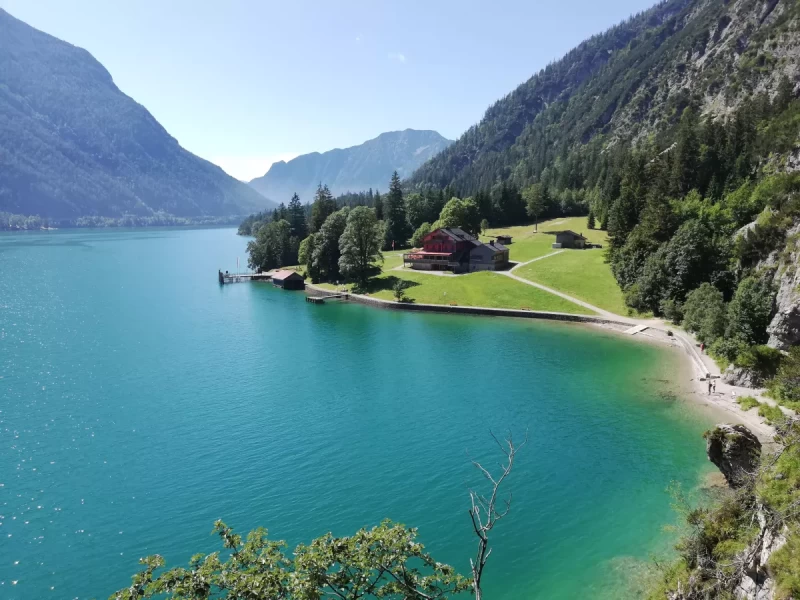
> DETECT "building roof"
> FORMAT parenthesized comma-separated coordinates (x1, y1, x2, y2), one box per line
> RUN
(487, 241, 508, 251)
(271, 269, 304, 281)
(554, 230, 587, 240)
(428, 227, 478, 243)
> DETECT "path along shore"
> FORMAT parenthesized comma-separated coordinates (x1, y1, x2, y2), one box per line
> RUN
(305, 281, 791, 442)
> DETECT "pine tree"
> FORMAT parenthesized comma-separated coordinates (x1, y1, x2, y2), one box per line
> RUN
(671, 107, 700, 197)
(310, 184, 336, 233)
(287, 193, 308, 240)
(383, 171, 409, 249)
(587, 211, 595, 229)
(374, 191, 383, 221)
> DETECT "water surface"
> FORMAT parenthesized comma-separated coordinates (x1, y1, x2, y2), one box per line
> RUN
(0, 227, 716, 599)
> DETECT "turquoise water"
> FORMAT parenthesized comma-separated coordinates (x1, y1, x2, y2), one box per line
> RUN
(0, 227, 717, 599)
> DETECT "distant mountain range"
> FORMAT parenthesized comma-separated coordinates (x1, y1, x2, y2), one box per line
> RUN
(0, 9, 272, 222)
(248, 130, 452, 203)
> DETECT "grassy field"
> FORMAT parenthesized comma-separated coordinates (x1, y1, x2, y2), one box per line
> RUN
(305, 216, 627, 316)
(514, 248, 628, 315)
(351, 271, 594, 314)
(479, 216, 606, 263)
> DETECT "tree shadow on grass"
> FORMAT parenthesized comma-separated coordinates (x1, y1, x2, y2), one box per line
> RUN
(353, 275, 420, 300)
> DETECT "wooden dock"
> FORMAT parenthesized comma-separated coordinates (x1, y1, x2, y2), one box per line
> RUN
(218, 270, 272, 284)
(305, 293, 349, 304)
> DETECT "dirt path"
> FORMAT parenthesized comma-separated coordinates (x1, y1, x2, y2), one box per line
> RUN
(508, 250, 564, 272)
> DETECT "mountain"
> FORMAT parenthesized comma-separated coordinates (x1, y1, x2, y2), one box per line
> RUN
(249, 129, 452, 203)
(409, 0, 799, 195)
(0, 9, 272, 223)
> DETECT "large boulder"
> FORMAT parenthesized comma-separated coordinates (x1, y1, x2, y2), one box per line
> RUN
(705, 424, 762, 488)
(722, 365, 762, 388)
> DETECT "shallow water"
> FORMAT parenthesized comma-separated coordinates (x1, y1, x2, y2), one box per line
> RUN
(0, 227, 716, 599)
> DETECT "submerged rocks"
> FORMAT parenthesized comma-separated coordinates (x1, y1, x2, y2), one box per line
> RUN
(705, 424, 762, 488)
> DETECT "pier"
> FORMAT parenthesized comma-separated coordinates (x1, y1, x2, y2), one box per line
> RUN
(218, 270, 273, 284)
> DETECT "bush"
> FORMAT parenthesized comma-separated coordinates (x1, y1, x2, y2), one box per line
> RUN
(392, 279, 412, 302)
(758, 402, 785, 425)
(410, 222, 432, 248)
(736, 396, 761, 411)
(624, 283, 646, 312)
(734, 345, 783, 380)
(725, 274, 776, 346)
(660, 298, 684, 324)
(769, 346, 800, 406)
(683, 283, 727, 344)
(770, 528, 800, 599)
(709, 337, 748, 365)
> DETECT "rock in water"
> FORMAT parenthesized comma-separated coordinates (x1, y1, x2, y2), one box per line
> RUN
(705, 424, 761, 488)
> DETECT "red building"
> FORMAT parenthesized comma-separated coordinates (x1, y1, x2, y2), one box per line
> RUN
(403, 228, 509, 273)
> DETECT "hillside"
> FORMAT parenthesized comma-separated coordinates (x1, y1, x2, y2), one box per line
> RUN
(0, 9, 271, 225)
(249, 129, 452, 203)
(409, 0, 799, 195)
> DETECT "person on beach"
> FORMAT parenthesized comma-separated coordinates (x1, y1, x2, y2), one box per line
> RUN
(700, 342, 705, 353)
(712, 381, 716, 393)
(708, 380, 712, 395)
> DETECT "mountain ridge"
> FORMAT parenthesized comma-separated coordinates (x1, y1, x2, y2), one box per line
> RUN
(249, 129, 452, 203)
(0, 8, 273, 223)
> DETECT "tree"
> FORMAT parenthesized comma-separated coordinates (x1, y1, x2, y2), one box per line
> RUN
(246, 219, 294, 272)
(771, 346, 800, 404)
(405, 193, 428, 231)
(682, 283, 727, 344)
(311, 207, 349, 281)
(467, 431, 528, 600)
(411, 222, 432, 248)
(480, 218, 489, 235)
(310, 184, 337, 233)
(587, 211, 595, 229)
(338, 207, 384, 285)
(523, 184, 547, 232)
(298, 234, 317, 280)
(671, 107, 700, 196)
(725, 274, 775, 345)
(287, 193, 308, 240)
(435, 197, 481, 236)
(392, 279, 412, 302)
(374, 191, 383, 221)
(383, 171, 409, 249)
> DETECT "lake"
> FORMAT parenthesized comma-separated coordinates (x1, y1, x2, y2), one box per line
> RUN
(0, 227, 719, 599)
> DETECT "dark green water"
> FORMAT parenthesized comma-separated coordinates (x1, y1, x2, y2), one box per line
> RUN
(0, 227, 718, 599)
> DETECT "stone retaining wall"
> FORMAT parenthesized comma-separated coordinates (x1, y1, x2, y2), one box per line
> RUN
(304, 283, 630, 327)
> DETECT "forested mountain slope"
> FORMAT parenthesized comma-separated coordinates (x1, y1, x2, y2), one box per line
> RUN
(410, 0, 799, 195)
(249, 130, 451, 204)
(0, 9, 270, 224)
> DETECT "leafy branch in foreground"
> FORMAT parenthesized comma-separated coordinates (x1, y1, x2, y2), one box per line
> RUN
(111, 432, 526, 599)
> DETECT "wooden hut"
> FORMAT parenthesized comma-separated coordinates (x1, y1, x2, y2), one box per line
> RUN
(271, 270, 306, 290)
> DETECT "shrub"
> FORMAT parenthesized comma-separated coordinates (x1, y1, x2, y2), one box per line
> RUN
(769, 347, 800, 406)
(736, 396, 761, 411)
(683, 283, 727, 343)
(734, 345, 783, 380)
(725, 274, 776, 345)
(410, 222, 432, 248)
(709, 337, 748, 365)
(770, 528, 800, 599)
(660, 298, 684, 324)
(758, 403, 785, 425)
(392, 279, 412, 302)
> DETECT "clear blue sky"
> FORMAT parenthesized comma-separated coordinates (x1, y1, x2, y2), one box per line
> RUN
(1, 0, 655, 181)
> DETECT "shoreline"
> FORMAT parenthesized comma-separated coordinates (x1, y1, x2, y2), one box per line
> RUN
(305, 283, 778, 441)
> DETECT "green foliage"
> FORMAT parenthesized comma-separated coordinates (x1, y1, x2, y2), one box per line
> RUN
(523, 184, 550, 227)
(587, 211, 595, 230)
(733, 345, 783, 380)
(682, 283, 727, 344)
(736, 395, 761, 411)
(383, 171, 409, 249)
(311, 207, 349, 282)
(110, 519, 469, 600)
(757, 402, 785, 426)
(392, 279, 412, 302)
(435, 197, 482, 236)
(310, 184, 337, 233)
(338, 207, 384, 285)
(770, 528, 800, 599)
(769, 347, 800, 407)
(298, 235, 316, 276)
(246, 220, 296, 272)
(659, 298, 683, 324)
(411, 222, 433, 248)
(725, 274, 775, 346)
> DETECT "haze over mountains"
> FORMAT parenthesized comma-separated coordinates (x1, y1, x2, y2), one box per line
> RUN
(248, 129, 452, 203)
(0, 8, 272, 223)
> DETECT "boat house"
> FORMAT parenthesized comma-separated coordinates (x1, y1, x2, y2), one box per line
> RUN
(271, 270, 306, 290)
(552, 230, 588, 249)
(403, 228, 510, 273)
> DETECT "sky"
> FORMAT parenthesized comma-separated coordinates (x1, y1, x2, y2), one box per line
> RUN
(1, 0, 657, 181)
